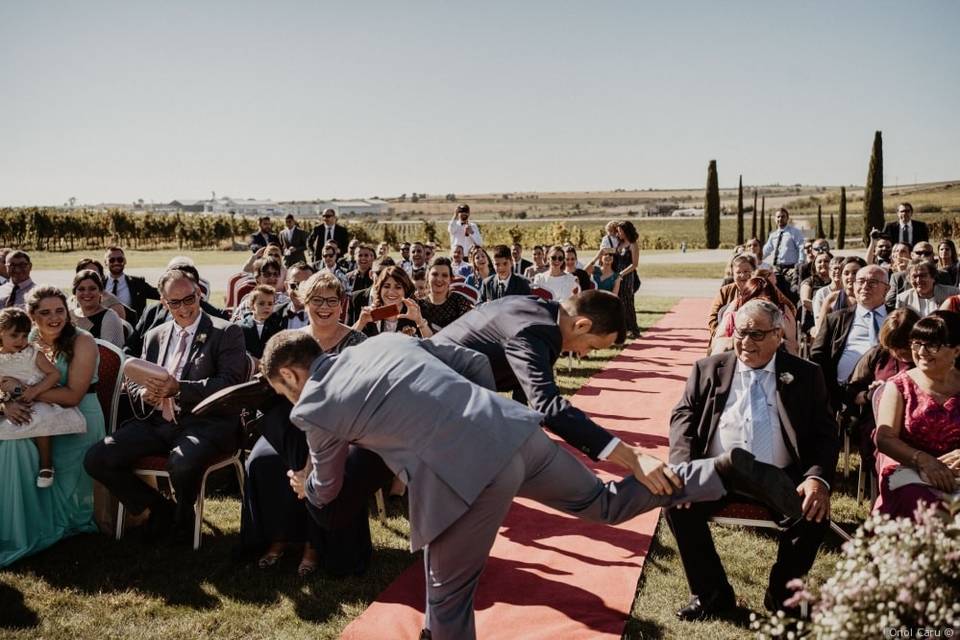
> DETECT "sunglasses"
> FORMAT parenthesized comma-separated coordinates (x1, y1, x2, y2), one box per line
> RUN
(550, 256, 564, 262)
(322, 253, 336, 258)
(108, 257, 125, 263)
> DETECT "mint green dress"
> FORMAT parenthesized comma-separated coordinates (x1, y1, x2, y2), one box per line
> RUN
(0, 347, 105, 567)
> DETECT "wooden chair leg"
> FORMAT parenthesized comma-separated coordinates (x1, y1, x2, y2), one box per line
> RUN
(375, 489, 387, 522)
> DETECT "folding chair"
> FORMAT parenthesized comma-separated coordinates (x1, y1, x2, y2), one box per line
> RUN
(115, 449, 245, 550)
(94, 339, 126, 435)
(530, 287, 553, 302)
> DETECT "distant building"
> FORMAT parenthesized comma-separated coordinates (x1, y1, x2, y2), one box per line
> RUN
(316, 199, 391, 216)
(167, 196, 284, 216)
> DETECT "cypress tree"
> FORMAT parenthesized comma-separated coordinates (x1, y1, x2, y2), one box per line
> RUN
(816, 204, 825, 238)
(736, 175, 745, 245)
(703, 160, 721, 249)
(829, 212, 835, 239)
(838, 186, 847, 249)
(864, 131, 884, 245)
(760, 196, 767, 240)
(751, 190, 758, 239)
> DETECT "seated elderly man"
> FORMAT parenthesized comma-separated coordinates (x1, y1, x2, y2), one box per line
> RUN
(0, 250, 36, 309)
(668, 299, 839, 620)
(811, 264, 891, 413)
(895, 258, 959, 316)
(85, 269, 247, 544)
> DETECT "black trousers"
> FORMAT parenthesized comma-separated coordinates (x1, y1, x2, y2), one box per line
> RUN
(664, 495, 829, 604)
(84, 413, 240, 527)
(245, 399, 394, 575)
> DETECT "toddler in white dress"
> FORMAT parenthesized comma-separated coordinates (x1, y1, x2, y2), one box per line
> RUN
(0, 309, 87, 487)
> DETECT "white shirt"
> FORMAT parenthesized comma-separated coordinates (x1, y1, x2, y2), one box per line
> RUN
(708, 358, 791, 468)
(916, 295, 938, 318)
(447, 219, 483, 252)
(837, 304, 886, 383)
(532, 272, 579, 301)
(0, 278, 36, 309)
(162, 314, 203, 379)
(108, 275, 132, 307)
(811, 285, 837, 324)
(600, 234, 619, 250)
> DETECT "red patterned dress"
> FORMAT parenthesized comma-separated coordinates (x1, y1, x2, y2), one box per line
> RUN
(874, 371, 960, 518)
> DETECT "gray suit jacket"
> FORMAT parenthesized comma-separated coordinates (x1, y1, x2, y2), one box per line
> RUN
(290, 333, 543, 550)
(895, 284, 960, 313)
(133, 313, 247, 436)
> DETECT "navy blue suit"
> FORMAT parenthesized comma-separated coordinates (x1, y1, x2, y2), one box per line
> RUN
(429, 296, 614, 460)
(479, 274, 531, 303)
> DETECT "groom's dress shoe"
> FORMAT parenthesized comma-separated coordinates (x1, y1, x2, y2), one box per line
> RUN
(714, 448, 803, 521)
(675, 593, 737, 621)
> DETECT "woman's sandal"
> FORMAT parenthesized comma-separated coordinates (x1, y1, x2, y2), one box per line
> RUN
(257, 548, 285, 569)
(36, 468, 55, 489)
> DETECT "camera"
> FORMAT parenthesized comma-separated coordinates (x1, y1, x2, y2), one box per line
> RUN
(869, 228, 882, 240)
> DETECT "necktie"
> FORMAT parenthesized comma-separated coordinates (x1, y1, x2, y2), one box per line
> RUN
(6, 284, 19, 308)
(497, 281, 506, 298)
(867, 310, 881, 342)
(901, 225, 910, 247)
(162, 329, 191, 421)
(112, 278, 119, 295)
(772, 231, 784, 266)
(749, 371, 775, 465)
(326, 226, 332, 243)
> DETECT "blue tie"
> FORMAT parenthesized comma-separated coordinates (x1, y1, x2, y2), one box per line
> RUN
(749, 371, 775, 465)
(867, 310, 881, 342)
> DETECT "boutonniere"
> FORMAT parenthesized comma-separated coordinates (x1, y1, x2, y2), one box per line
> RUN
(778, 372, 794, 387)
(195, 333, 207, 346)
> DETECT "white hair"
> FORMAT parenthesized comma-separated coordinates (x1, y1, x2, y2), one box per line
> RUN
(735, 299, 783, 329)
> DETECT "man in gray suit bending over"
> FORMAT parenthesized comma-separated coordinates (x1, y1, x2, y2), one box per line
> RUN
(262, 331, 803, 640)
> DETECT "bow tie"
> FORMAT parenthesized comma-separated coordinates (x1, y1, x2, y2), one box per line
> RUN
(288, 310, 305, 321)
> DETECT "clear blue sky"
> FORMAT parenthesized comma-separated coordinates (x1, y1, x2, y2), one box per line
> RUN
(1, 1, 957, 205)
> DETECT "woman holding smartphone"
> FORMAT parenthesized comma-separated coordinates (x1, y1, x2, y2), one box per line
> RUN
(353, 266, 427, 337)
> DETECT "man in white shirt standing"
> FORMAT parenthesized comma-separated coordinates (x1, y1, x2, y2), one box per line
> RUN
(669, 299, 838, 620)
(447, 204, 482, 252)
(762, 208, 806, 272)
(0, 250, 36, 309)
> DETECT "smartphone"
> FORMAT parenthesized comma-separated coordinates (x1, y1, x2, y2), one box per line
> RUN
(370, 304, 400, 321)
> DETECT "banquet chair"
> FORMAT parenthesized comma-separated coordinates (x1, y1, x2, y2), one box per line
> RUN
(710, 500, 852, 544)
(94, 339, 126, 435)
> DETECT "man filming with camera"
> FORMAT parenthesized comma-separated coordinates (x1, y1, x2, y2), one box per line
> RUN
(447, 203, 483, 252)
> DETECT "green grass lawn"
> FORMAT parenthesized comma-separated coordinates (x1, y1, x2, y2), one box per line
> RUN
(639, 263, 725, 280)
(0, 296, 869, 639)
(27, 249, 245, 270)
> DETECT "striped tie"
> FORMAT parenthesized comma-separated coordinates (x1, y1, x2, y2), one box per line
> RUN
(749, 370, 775, 465)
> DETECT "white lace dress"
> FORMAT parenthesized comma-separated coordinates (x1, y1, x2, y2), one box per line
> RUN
(0, 346, 87, 439)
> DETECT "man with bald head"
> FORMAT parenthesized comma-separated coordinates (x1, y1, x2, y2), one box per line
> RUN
(811, 264, 890, 411)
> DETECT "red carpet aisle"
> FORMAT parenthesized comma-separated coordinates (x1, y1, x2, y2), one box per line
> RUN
(342, 299, 711, 639)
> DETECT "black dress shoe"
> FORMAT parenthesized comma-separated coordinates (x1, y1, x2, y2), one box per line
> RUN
(191, 376, 279, 418)
(714, 448, 803, 521)
(675, 592, 737, 621)
(764, 588, 805, 619)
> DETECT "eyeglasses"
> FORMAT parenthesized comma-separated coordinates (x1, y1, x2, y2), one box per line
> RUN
(322, 215, 334, 219)
(733, 327, 779, 342)
(910, 341, 942, 354)
(164, 293, 197, 309)
(322, 253, 336, 258)
(261, 271, 280, 278)
(854, 278, 886, 288)
(108, 257, 125, 263)
(307, 296, 341, 308)
(914, 250, 933, 257)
